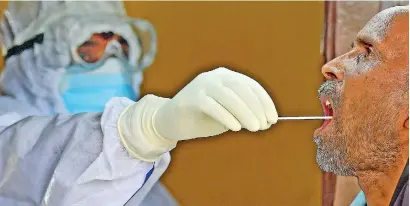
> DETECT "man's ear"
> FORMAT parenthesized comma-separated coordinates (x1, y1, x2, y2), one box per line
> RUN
(403, 107, 409, 129)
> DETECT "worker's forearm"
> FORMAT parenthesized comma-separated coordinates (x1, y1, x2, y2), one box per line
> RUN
(0, 113, 103, 204)
(0, 99, 160, 205)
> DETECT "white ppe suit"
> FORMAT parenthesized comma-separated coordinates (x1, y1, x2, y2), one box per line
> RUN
(0, 1, 177, 205)
(0, 1, 279, 206)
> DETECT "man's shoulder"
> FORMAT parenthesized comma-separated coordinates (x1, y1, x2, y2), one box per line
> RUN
(401, 183, 409, 206)
(391, 161, 409, 206)
(393, 181, 408, 206)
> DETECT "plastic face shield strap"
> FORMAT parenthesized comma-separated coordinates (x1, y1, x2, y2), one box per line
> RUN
(60, 32, 138, 114)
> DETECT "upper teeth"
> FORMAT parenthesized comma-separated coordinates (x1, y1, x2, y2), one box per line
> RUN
(325, 100, 331, 107)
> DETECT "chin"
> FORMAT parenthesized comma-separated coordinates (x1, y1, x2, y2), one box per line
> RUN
(315, 146, 354, 176)
(317, 161, 354, 176)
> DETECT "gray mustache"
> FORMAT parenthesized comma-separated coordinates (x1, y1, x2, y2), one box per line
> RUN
(318, 80, 339, 98)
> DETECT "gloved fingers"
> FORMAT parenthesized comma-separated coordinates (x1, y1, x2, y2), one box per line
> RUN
(223, 78, 268, 130)
(262, 122, 274, 130)
(246, 79, 278, 124)
(206, 84, 260, 132)
(199, 95, 241, 132)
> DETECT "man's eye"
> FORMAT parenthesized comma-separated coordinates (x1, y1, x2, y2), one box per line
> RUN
(363, 43, 373, 55)
(364, 46, 371, 55)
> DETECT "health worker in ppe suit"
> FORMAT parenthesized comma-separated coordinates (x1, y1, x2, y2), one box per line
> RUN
(0, 1, 179, 205)
(0, 1, 279, 206)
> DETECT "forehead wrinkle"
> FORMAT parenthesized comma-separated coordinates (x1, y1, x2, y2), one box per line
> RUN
(357, 6, 408, 43)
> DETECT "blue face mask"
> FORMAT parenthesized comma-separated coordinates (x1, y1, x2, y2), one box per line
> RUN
(60, 58, 137, 113)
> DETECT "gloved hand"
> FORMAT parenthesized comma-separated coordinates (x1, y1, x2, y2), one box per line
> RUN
(118, 67, 278, 162)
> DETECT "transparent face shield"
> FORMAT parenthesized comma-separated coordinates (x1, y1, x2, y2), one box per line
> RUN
(0, 2, 157, 114)
(0, 15, 156, 113)
(2, 14, 157, 74)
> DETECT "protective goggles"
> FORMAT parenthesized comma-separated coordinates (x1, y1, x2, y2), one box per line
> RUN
(77, 32, 130, 63)
(2, 12, 157, 72)
(73, 31, 137, 69)
(5, 31, 138, 70)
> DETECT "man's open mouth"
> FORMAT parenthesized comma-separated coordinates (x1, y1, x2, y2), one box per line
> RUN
(320, 96, 334, 130)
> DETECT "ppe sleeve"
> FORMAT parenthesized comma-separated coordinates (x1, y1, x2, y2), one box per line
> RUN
(0, 97, 166, 206)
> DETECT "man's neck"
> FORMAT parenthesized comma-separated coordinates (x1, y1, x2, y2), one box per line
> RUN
(356, 154, 408, 206)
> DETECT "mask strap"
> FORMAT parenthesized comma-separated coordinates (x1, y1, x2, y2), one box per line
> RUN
(4, 33, 44, 60)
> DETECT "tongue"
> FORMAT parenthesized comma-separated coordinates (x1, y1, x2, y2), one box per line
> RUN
(321, 106, 333, 129)
(328, 107, 333, 116)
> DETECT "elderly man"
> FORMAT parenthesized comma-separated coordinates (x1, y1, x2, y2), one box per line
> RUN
(315, 6, 408, 206)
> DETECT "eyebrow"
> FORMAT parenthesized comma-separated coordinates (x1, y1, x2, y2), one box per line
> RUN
(355, 34, 378, 47)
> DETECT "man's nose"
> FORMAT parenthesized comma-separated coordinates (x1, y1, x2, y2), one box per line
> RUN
(321, 59, 345, 81)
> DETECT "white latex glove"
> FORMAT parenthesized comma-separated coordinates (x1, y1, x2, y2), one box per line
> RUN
(118, 67, 278, 161)
(155, 67, 279, 140)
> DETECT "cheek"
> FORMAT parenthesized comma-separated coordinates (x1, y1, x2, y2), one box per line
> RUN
(342, 69, 383, 107)
(339, 74, 395, 134)
(337, 77, 375, 129)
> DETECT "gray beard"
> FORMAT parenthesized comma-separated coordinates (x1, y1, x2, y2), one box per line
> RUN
(314, 136, 354, 176)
